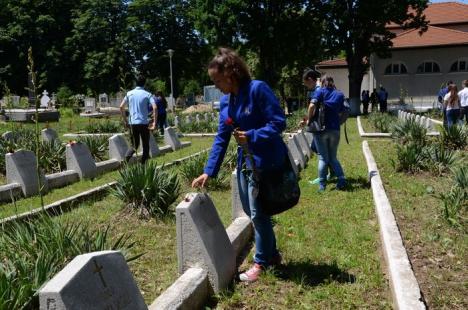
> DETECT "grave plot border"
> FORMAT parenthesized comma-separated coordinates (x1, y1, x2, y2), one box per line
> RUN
(357, 115, 440, 139)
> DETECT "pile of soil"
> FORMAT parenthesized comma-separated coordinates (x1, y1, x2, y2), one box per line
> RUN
(181, 104, 214, 114)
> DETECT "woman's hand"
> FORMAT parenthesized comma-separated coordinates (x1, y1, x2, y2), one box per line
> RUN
(192, 173, 210, 188)
(233, 129, 248, 145)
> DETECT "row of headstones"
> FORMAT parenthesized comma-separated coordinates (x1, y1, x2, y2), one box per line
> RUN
(0, 91, 56, 109)
(398, 110, 434, 130)
(0, 127, 191, 201)
(173, 112, 218, 127)
(39, 188, 252, 309)
(37, 130, 316, 309)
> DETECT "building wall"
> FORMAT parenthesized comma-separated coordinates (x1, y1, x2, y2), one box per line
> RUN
(315, 67, 370, 98)
(372, 45, 468, 104)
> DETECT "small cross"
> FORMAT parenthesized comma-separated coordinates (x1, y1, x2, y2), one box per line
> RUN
(93, 259, 108, 288)
(42, 90, 48, 96)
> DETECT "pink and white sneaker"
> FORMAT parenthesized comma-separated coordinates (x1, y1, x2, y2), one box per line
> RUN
(239, 263, 263, 282)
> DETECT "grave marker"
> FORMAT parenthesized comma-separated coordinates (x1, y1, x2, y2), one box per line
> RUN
(41, 128, 59, 143)
(108, 134, 130, 162)
(6, 150, 47, 196)
(66, 142, 97, 179)
(40, 90, 50, 108)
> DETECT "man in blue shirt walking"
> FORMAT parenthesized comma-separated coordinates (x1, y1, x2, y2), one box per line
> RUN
(120, 75, 157, 164)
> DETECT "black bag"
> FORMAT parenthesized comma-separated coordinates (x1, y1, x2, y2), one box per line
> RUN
(306, 102, 325, 133)
(257, 157, 300, 216)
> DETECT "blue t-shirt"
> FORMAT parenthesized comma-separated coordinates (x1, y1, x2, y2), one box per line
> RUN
(312, 87, 344, 131)
(378, 89, 388, 102)
(124, 87, 155, 125)
(155, 96, 166, 115)
(308, 85, 321, 101)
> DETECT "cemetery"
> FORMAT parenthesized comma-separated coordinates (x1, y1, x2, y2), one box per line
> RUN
(0, 1, 467, 309)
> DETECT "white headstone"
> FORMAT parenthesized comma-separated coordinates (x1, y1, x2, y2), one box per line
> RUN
(40, 90, 50, 108)
(66, 142, 97, 179)
(6, 150, 47, 196)
(41, 128, 59, 143)
(39, 251, 146, 310)
(108, 134, 130, 162)
(84, 98, 96, 113)
(176, 193, 235, 293)
(164, 127, 182, 151)
(99, 93, 108, 107)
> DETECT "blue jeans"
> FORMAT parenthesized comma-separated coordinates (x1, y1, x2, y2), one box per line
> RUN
(446, 109, 460, 128)
(237, 168, 278, 266)
(313, 130, 345, 184)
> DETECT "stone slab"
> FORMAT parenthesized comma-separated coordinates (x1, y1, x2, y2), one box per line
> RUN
(0, 182, 22, 202)
(286, 147, 299, 176)
(296, 130, 311, 159)
(39, 250, 146, 310)
(66, 142, 97, 179)
(3, 109, 60, 122)
(226, 217, 253, 259)
(231, 170, 248, 220)
(108, 134, 130, 162)
(45, 170, 80, 189)
(41, 128, 59, 143)
(176, 193, 235, 293)
(164, 127, 182, 151)
(6, 150, 47, 196)
(149, 268, 209, 310)
(96, 159, 120, 175)
(287, 135, 305, 169)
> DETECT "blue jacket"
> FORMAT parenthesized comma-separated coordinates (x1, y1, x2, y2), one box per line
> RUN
(204, 80, 287, 177)
(313, 87, 345, 131)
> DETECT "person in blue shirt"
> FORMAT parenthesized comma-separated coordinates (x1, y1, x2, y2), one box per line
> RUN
(154, 91, 168, 135)
(306, 76, 346, 192)
(192, 47, 286, 282)
(361, 90, 370, 115)
(120, 75, 156, 164)
(378, 85, 388, 112)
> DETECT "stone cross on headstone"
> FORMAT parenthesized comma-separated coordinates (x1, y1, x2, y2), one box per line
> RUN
(99, 93, 109, 107)
(40, 90, 50, 108)
(84, 98, 96, 113)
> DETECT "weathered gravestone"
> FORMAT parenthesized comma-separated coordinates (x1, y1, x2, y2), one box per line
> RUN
(41, 128, 59, 143)
(108, 134, 130, 162)
(84, 98, 96, 113)
(231, 170, 248, 220)
(66, 142, 97, 179)
(39, 251, 146, 310)
(176, 193, 235, 293)
(139, 134, 160, 158)
(174, 115, 180, 127)
(185, 115, 193, 124)
(288, 135, 306, 169)
(164, 127, 191, 151)
(296, 130, 311, 159)
(204, 113, 210, 122)
(40, 90, 51, 108)
(195, 114, 202, 123)
(6, 150, 48, 196)
(99, 93, 109, 107)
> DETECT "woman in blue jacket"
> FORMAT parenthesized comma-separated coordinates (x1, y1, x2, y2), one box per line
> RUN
(192, 48, 286, 282)
(306, 76, 346, 192)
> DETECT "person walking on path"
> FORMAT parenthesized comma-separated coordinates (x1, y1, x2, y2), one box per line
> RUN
(192, 47, 286, 282)
(443, 83, 461, 128)
(377, 85, 388, 112)
(458, 80, 468, 125)
(303, 75, 346, 192)
(120, 75, 157, 164)
(370, 88, 378, 112)
(154, 91, 168, 135)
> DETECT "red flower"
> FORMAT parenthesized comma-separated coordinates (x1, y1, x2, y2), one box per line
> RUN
(225, 117, 234, 126)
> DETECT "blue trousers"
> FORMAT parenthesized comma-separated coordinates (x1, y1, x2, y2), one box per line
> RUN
(237, 168, 279, 266)
(313, 130, 345, 184)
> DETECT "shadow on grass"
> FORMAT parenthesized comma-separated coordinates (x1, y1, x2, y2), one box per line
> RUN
(330, 176, 370, 192)
(276, 260, 356, 287)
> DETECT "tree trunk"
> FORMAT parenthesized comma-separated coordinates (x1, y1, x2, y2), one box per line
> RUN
(347, 55, 366, 116)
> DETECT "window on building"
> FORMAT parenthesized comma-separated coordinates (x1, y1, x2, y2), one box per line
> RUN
(416, 61, 440, 73)
(450, 59, 468, 72)
(384, 63, 408, 75)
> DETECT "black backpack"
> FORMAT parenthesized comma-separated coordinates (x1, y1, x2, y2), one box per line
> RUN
(306, 102, 325, 133)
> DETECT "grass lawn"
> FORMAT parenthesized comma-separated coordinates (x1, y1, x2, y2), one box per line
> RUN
(369, 140, 467, 309)
(0, 137, 213, 219)
(214, 118, 391, 308)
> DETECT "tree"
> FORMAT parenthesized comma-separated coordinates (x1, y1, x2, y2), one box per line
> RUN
(313, 0, 428, 115)
(191, 0, 325, 93)
(126, 0, 210, 97)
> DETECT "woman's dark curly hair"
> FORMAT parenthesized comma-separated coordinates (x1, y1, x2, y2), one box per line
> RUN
(208, 47, 251, 85)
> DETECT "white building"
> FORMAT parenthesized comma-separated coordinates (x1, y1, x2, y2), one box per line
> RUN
(316, 1, 468, 108)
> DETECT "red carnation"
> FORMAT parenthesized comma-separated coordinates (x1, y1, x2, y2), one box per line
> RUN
(225, 117, 234, 126)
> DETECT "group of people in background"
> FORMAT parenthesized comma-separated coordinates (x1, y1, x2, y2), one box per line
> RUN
(438, 80, 468, 128)
(361, 86, 388, 114)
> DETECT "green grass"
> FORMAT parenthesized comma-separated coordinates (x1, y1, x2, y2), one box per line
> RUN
(369, 140, 467, 309)
(214, 118, 391, 308)
(0, 137, 213, 219)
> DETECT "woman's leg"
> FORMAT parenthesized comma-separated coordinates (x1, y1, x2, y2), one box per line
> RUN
(237, 169, 277, 266)
(313, 132, 329, 187)
(326, 130, 345, 179)
(446, 109, 459, 128)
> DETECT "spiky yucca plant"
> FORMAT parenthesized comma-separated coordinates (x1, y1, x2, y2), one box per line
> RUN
(439, 124, 468, 150)
(77, 136, 108, 161)
(112, 162, 181, 217)
(391, 118, 427, 146)
(392, 143, 427, 173)
(426, 143, 459, 175)
(0, 215, 139, 309)
(369, 112, 394, 133)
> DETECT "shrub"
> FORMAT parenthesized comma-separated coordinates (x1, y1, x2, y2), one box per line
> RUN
(0, 215, 139, 309)
(178, 120, 218, 133)
(439, 124, 468, 150)
(369, 112, 394, 133)
(56, 85, 75, 108)
(391, 118, 427, 146)
(452, 165, 468, 189)
(392, 143, 427, 173)
(38, 140, 67, 173)
(77, 136, 108, 161)
(85, 120, 122, 133)
(439, 187, 467, 228)
(112, 162, 181, 217)
(426, 143, 459, 175)
(286, 107, 307, 133)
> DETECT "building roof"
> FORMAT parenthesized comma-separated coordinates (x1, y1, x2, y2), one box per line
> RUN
(392, 25, 468, 49)
(316, 58, 348, 68)
(387, 1, 468, 29)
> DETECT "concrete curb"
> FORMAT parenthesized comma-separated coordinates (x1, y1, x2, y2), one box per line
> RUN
(362, 141, 426, 309)
(180, 133, 217, 137)
(357, 116, 392, 138)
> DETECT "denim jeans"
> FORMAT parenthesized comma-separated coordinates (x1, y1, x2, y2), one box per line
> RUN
(313, 130, 345, 184)
(237, 168, 279, 266)
(461, 107, 468, 125)
(446, 109, 460, 128)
